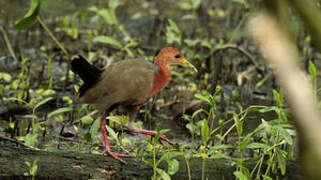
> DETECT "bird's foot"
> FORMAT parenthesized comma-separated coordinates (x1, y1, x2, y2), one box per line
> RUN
(129, 127, 174, 145)
(103, 149, 130, 164)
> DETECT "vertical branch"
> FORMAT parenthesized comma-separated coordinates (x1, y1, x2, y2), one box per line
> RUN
(249, 13, 321, 179)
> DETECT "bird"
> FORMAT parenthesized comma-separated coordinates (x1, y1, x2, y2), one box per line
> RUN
(71, 47, 197, 164)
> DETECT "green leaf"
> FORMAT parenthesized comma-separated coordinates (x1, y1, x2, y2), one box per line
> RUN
(7, 97, 29, 105)
(14, 0, 42, 30)
(33, 97, 54, 111)
(194, 93, 211, 104)
(97, 9, 116, 25)
(246, 143, 269, 149)
(81, 115, 94, 126)
(156, 153, 169, 166)
(275, 126, 293, 145)
(156, 168, 171, 180)
(276, 149, 287, 175)
(201, 120, 209, 143)
(192, 108, 209, 119)
(309, 60, 317, 79)
(178, 2, 193, 10)
(167, 158, 179, 175)
(93, 35, 122, 48)
(153, 129, 170, 144)
(48, 107, 73, 118)
(90, 118, 100, 139)
(208, 144, 233, 153)
(25, 132, 38, 147)
(109, 0, 120, 11)
(106, 116, 122, 125)
(233, 170, 249, 180)
(192, 0, 202, 9)
(240, 132, 253, 152)
(262, 175, 273, 180)
(233, 112, 243, 137)
(105, 124, 118, 141)
(168, 19, 180, 35)
(0, 72, 12, 82)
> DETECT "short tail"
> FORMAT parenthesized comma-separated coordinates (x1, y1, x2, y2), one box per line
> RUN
(71, 56, 102, 97)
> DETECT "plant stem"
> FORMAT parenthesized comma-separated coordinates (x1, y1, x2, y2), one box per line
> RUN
(184, 153, 192, 180)
(153, 143, 157, 179)
(0, 27, 18, 62)
(201, 158, 206, 180)
(37, 16, 69, 58)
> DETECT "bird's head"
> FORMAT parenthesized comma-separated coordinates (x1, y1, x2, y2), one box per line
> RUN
(156, 47, 198, 72)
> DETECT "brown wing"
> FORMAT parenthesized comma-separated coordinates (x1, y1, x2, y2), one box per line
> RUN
(79, 59, 155, 112)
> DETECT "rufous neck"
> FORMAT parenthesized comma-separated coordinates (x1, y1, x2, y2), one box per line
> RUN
(146, 58, 171, 100)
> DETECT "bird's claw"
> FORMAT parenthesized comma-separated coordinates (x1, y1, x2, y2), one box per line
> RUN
(103, 150, 130, 164)
(150, 134, 174, 145)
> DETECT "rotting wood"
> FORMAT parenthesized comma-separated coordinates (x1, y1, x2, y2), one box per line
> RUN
(0, 141, 300, 180)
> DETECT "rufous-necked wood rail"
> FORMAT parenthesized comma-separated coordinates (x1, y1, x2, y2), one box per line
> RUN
(71, 47, 197, 164)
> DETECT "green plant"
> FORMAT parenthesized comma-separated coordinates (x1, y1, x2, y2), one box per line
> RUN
(166, 19, 182, 45)
(14, 0, 69, 57)
(87, 0, 137, 57)
(24, 158, 39, 180)
(140, 129, 180, 180)
(308, 60, 317, 99)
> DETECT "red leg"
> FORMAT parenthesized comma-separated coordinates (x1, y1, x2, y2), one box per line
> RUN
(100, 113, 130, 164)
(127, 120, 174, 145)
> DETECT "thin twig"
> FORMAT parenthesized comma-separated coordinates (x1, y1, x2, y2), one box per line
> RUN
(0, 135, 29, 148)
(0, 26, 18, 62)
(213, 44, 260, 69)
(37, 16, 69, 58)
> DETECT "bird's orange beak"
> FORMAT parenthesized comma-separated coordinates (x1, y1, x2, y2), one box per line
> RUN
(181, 58, 198, 72)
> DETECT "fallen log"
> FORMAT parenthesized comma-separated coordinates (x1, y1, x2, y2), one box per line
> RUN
(0, 138, 300, 180)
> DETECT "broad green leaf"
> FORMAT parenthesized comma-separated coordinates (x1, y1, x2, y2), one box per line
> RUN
(106, 116, 122, 125)
(97, 9, 116, 25)
(233, 171, 249, 180)
(262, 175, 273, 180)
(90, 118, 100, 139)
(201, 120, 209, 143)
(93, 35, 122, 48)
(105, 124, 118, 141)
(81, 115, 94, 126)
(167, 158, 179, 175)
(87, 6, 99, 13)
(186, 123, 196, 134)
(109, 0, 120, 11)
(275, 126, 293, 145)
(208, 144, 233, 152)
(192, 0, 202, 9)
(194, 93, 211, 104)
(25, 132, 38, 147)
(246, 143, 269, 149)
(168, 19, 181, 35)
(156, 168, 171, 180)
(178, 2, 193, 10)
(211, 153, 234, 160)
(14, 0, 42, 30)
(0, 72, 12, 82)
(48, 107, 73, 118)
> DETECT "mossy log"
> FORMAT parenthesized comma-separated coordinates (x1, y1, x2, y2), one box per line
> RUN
(0, 140, 300, 180)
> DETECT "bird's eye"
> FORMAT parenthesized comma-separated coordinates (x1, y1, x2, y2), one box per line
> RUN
(174, 54, 181, 59)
